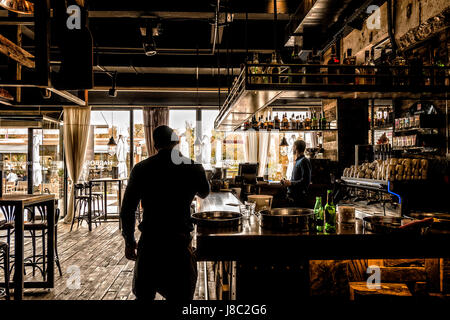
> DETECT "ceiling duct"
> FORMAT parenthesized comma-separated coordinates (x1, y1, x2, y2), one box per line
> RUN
(285, 0, 353, 48)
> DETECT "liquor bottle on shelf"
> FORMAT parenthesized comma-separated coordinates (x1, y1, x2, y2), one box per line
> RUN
(305, 113, 311, 130)
(282, 113, 288, 131)
(392, 55, 407, 86)
(251, 115, 259, 130)
(367, 48, 376, 85)
(360, 50, 370, 85)
(268, 115, 274, 131)
(296, 115, 301, 130)
(243, 119, 250, 131)
(274, 113, 280, 130)
(314, 197, 324, 232)
(289, 113, 295, 130)
(250, 53, 263, 84)
(327, 45, 340, 84)
(343, 48, 356, 85)
(324, 190, 336, 233)
(267, 52, 280, 84)
(320, 112, 327, 130)
(290, 45, 302, 84)
(257, 116, 263, 130)
(263, 117, 269, 130)
(311, 112, 318, 130)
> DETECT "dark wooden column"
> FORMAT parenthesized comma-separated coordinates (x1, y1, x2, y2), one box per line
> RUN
(337, 99, 369, 173)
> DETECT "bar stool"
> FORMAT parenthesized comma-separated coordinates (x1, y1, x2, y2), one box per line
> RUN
(24, 206, 63, 279)
(0, 241, 10, 300)
(71, 183, 92, 231)
(84, 182, 104, 224)
(0, 206, 14, 259)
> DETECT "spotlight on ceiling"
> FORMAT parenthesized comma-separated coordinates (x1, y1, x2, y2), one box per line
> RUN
(143, 37, 157, 56)
(108, 72, 117, 97)
(140, 22, 162, 56)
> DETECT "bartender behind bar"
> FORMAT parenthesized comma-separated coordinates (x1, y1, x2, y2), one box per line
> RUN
(281, 140, 312, 207)
(120, 125, 210, 301)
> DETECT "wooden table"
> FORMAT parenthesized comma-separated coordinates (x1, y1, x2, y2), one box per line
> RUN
(88, 178, 127, 231)
(0, 194, 55, 300)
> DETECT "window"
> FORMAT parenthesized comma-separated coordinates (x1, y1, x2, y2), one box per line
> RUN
(0, 121, 63, 198)
(89, 111, 130, 180)
(200, 110, 219, 170)
(169, 109, 196, 159)
(0, 128, 29, 194)
(222, 132, 245, 178)
(133, 110, 148, 163)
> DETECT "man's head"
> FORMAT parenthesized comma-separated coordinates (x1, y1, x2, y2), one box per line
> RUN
(153, 125, 179, 151)
(293, 139, 306, 157)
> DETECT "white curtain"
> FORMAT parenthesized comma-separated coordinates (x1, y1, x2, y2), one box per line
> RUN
(244, 130, 258, 163)
(258, 131, 271, 177)
(116, 135, 128, 179)
(286, 134, 297, 180)
(63, 106, 91, 224)
(215, 139, 222, 166)
(201, 135, 211, 165)
(32, 132, 42, 187)
(180, 134, 190, 158)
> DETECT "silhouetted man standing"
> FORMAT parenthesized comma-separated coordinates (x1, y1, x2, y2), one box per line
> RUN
(120, 125, 210, 301)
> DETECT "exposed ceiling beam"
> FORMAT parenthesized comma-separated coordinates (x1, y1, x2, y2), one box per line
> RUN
(0, 33, 35, 68)
(93, 66, 241, 75)
(87, 11, 291, 20)
(90, 86, 228, 93)
(22, 26, 34, 40)
(0, 10, 290, 23)
(47, 88, 86, 106)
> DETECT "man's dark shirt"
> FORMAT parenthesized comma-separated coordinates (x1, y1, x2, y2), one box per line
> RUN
(120, 148, 210, 247)
(287, 155, 312, 201)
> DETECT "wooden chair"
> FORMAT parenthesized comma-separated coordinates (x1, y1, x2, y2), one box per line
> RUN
(5, 182, 15, 194)
(16, 181, 27, 194)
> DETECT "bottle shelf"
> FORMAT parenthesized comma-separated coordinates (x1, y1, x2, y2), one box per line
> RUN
(238, 128, 338, 133)
(393, 128, 439, 135)
(372, 125, 393, 130)
(392, 146, 439, 153)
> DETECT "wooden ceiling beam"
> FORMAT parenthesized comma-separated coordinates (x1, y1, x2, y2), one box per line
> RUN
(0, 33, 35, 68)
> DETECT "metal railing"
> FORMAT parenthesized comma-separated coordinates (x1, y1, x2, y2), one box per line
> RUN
(244, 63, 450, 87)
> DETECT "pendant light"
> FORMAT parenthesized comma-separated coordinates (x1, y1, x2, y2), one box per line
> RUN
(279, 135, 289, 156)
(107, 113, 117, 156)
(0, 0, 34, 14)
(194, 46, 202, 159)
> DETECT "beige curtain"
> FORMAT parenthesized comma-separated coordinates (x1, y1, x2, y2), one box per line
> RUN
(258, 131, 271, 177)
(244, 130, 259, 163)
(143, 107, 169, 157)
(63, 106, 91, 224)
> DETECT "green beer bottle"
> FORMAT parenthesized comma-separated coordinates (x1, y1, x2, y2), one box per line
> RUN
(314, 197, 324, 232)
(324, 190, 336, 233)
